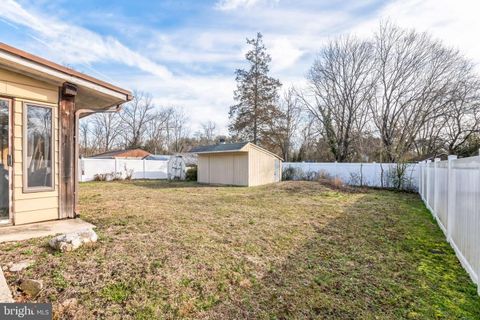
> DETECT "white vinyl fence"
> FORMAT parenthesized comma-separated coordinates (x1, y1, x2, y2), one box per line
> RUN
(79, 158, 170, 182)
(419, 156, 480, 294)
(283, 162, 419, 191)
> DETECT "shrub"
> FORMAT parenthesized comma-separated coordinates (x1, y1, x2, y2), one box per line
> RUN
(282, 167, 297, 180)
(124, 169, 134, 181)
(111, 172, 123, 181)
(93, 173, 109, 181)
(316, 170, 332, 180)
(186, 166, 198, 181)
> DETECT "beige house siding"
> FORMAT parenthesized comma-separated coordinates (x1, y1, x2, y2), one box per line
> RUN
(1, 68, 60, 225)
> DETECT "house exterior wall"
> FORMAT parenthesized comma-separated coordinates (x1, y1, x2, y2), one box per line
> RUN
(0, 68, 60, 225)
(197, 152, 248, 186)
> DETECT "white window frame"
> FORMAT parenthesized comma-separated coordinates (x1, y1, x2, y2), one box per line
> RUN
(23, 102, 55, 193)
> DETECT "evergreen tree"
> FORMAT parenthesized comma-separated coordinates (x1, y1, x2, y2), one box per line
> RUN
(229, 33, 282, 145)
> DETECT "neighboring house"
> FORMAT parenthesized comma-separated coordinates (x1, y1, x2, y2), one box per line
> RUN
(0, 43, 131, 226)
(190, 142, 283, 186)
(89, 148, 151, 160)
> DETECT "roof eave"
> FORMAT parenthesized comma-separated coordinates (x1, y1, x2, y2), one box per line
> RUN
(0, 42, 132, 104)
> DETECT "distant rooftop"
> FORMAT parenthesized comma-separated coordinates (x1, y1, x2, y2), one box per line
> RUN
(189, 142, 249, 153)
(89, 148, 151, 159)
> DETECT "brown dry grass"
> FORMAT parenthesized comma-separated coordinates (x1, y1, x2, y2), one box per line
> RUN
(0, 180, 479, 319)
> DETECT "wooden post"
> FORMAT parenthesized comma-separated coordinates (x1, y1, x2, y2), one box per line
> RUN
(59, 83, 77, 219)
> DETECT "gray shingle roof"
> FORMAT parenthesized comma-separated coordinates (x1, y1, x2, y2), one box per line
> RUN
(189, 142, 249, 153)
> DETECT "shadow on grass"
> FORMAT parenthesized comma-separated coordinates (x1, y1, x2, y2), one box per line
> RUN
(215, 191, 480, 319)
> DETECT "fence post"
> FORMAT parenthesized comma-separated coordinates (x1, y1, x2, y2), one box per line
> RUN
(478, 151, 480, 295)
(418, 161, 423, 199)
(425, 160, 431, 207)
(446, 155, 457, 243)
(143, 159, 147, 179)
(433, 158, 441, 217)
(115, 158, 119, 176)
(421, 161, 426, 199)
(418, 161, 421, 198)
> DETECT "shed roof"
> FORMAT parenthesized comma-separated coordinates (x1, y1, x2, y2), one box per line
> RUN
(190, 142, 283, 160)
(190, 142, 249, 153)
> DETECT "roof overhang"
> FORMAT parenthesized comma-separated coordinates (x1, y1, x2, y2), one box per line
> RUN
(0, 43, 132, 110)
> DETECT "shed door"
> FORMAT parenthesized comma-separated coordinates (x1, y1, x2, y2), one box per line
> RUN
(0, 98, 12, 224)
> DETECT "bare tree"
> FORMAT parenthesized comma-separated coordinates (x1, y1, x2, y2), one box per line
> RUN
(119, 91, 155, 148)
(370, 22, 468, 161)
(300, 36, 374, 162)
(91, 112, 122, 152)
(266, 87, 302, 161)
(442, 77, 480, 154)
(79, 120, 91, 156)
(196, 121, 217, 144)
(144, 109, 171, 154)
(165, 108, 190, 153)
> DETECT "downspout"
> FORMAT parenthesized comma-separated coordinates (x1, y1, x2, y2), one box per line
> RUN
(73, 105, 122, 217)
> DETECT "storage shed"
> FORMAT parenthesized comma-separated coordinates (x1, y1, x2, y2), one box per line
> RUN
(0, 43, 131, 226)
(190, 142, 282, 186)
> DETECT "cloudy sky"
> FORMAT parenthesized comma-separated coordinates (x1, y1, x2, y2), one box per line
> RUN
(0, 0, 478, 133)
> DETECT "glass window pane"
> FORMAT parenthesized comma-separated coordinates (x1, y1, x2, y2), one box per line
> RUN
(26, 105, 53, 189)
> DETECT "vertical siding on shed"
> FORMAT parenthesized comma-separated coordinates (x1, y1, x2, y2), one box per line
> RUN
(247, 146, 277, 186)
(209, 154, 234, 184)
(233, 153, 248, 186)
(0, 68, 60, 225)
(197, 155, 210, 184)
(197, 152, 248, 186)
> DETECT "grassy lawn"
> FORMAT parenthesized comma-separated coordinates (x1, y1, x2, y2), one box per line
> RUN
(1, 180, 479, 319)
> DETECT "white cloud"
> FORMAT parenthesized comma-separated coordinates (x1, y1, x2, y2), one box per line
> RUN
(0, 0, 172, 80)
(350, 0, 480, 67)
(123, 74, 236, 133)
(269, 38, 304, 71)
(215, 0, 279, 11)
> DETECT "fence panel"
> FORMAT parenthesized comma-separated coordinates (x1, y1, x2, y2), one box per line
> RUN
(418, 156, 480, 295)
(144, 160, 169, 179)
(116, 159, 145, 179)
(80, 159, 171, 182)
(80, 159, 116, 182)
(435, 161, 449, 231)
(283, 162, 419, 191)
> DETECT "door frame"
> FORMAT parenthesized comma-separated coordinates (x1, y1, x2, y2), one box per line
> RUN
(0, 97, 13, 225)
